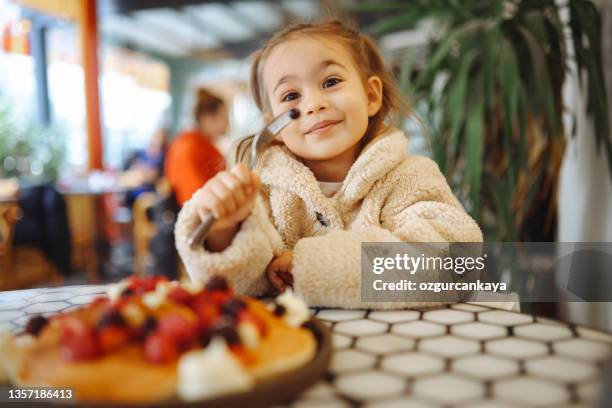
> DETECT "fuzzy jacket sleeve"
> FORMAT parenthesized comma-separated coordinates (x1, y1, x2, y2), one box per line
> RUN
(380, 156, 483, 243)
(174, 188, 284, 296)
(290, 156, 482, 309)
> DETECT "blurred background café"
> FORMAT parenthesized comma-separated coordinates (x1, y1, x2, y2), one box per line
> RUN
(0, 0, 611, 331)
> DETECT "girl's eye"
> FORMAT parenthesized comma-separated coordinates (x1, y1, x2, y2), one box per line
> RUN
(323, 77, 342, 88)
(281, 92, 300, 102)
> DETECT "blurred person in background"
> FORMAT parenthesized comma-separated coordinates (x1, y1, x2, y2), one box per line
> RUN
(122, 120, 169, 208)
(13, 182, 72, 276)
(165, 88, 228, 206)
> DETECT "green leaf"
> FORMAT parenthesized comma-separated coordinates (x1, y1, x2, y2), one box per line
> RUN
(447, 50, 478, 151)
(465, 84, 484, 219)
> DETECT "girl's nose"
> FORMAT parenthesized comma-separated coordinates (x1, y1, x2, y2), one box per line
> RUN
(304, 92, 329, 115)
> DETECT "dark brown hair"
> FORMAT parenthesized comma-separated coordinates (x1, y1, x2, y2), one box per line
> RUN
(193, 88, 224, 123)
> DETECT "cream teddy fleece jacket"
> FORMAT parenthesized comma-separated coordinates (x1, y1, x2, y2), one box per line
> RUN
(175, 128, 483, 309)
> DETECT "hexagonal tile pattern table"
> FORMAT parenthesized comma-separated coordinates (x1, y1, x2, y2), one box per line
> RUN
(1, 286, 612, 407)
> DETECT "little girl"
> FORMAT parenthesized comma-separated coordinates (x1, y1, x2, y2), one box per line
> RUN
(174, 19, 482, 309)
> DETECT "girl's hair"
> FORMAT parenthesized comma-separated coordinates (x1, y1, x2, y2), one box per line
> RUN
(193, 88, 224, 123)
(234, 18, 410, 165)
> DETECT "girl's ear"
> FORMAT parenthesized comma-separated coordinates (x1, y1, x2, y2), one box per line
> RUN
(366, 76, 383, 117)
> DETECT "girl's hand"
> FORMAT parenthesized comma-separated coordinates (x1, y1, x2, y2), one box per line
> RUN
(196, 163, 261, 233)
(266, 251, 294, 293)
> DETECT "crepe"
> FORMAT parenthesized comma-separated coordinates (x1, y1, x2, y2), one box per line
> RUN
(0, 277, 316, 404)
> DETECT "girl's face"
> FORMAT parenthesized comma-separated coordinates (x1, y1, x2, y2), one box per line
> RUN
(262, 36, 382, 161)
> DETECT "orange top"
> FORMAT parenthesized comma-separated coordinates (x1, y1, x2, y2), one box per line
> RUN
(164, 130, 226, 206)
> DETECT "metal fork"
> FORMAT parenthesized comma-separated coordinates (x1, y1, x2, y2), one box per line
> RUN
(187, 108, 300, 249)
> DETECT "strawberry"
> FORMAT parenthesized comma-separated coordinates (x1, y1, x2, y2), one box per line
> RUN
(98, 325, 130, 352)
(168, 287, 192, 305)
(158, 314, 197, 346)
(91, 296, 110, 306)
(127, 275, 167, 295)
(209, 290, 232, 305)
(193, 300, 219, 328)
(60, 317, 100, 361)
(145, 332, 178, 363)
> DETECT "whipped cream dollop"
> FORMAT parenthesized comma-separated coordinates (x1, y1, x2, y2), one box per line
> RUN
(276, 289, 310, 327)
(177, 337, 253, 401)
(142, 281, 178, 309)
(106, 280, 129, 302)
(237, 321, 260, 349)
(181, 279, 204, 294)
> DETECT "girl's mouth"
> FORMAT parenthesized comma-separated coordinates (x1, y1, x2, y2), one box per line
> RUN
(304, 120, 342, 136)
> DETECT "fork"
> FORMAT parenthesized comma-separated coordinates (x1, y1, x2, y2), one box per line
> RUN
(187, 108, 300, 249)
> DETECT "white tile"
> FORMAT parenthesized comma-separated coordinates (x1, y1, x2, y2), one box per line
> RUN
(332, 334, 352, 350)
(514, 323, 573, 342)
(299, 382, 337, 399)
(423, 309, 474, 325)
(493, 378, 569, 406)
(356, 334, 414, 355)
(553, 338, 612, 362)
(29, 292, 74, 302)
(23, 301, 70, 314)
(413, 374, 484, 404)
(364, 398, 436, 408)
(478, 310, 533, 326)
(576, 381, 601, 402)
(317, 309, 367, 322)
(0, 310, 22, 322)
(291, 398, 351, 408)
(369, 310, 420, 323)
(67, 285, 109, 294)
(336, 372, 404, 401)
(453, 355, 519, 379)
(457, 402, 516, 408)
(330, 350, 377, 373)
(335, 319, 388, 336)
(381, 353, 444, 377)
(392, 321, 445, 338)
(0, 290, 41, 301)
(0, 300, 28, 311)
(525, 356, 597, 382)
(576, 327, 612, 344)
(535, 316, 565, 326)
(453, 303, 491, 312)
(420, 336, 479, 358)
(451, 322, 507, 340)
(486, 338, 548, 359)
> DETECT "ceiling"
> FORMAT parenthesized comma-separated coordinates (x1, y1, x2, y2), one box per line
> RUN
(99, 0, 327, 60)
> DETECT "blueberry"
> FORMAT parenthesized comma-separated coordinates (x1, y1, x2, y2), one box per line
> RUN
(221, 298, 246, 318)
(211, 319, 240, 346)
(97, 309, 126, 330)
(205, 276, 229, 292)
(273, 303, 286, 316)
(25, 315, 48, 337)
(142, 316, 157, 334)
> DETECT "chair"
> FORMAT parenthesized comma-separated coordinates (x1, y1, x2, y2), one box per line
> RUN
(132, 192, 157, 276)
(131, 179, 187, 279)
(0, 202, 63, 291)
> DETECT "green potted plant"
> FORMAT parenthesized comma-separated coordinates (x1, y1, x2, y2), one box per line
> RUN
(0, 98, 65, 182)
(361, 0, 611, 241)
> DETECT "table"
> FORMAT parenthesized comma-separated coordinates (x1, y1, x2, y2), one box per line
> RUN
(1, 286, 611, 407)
